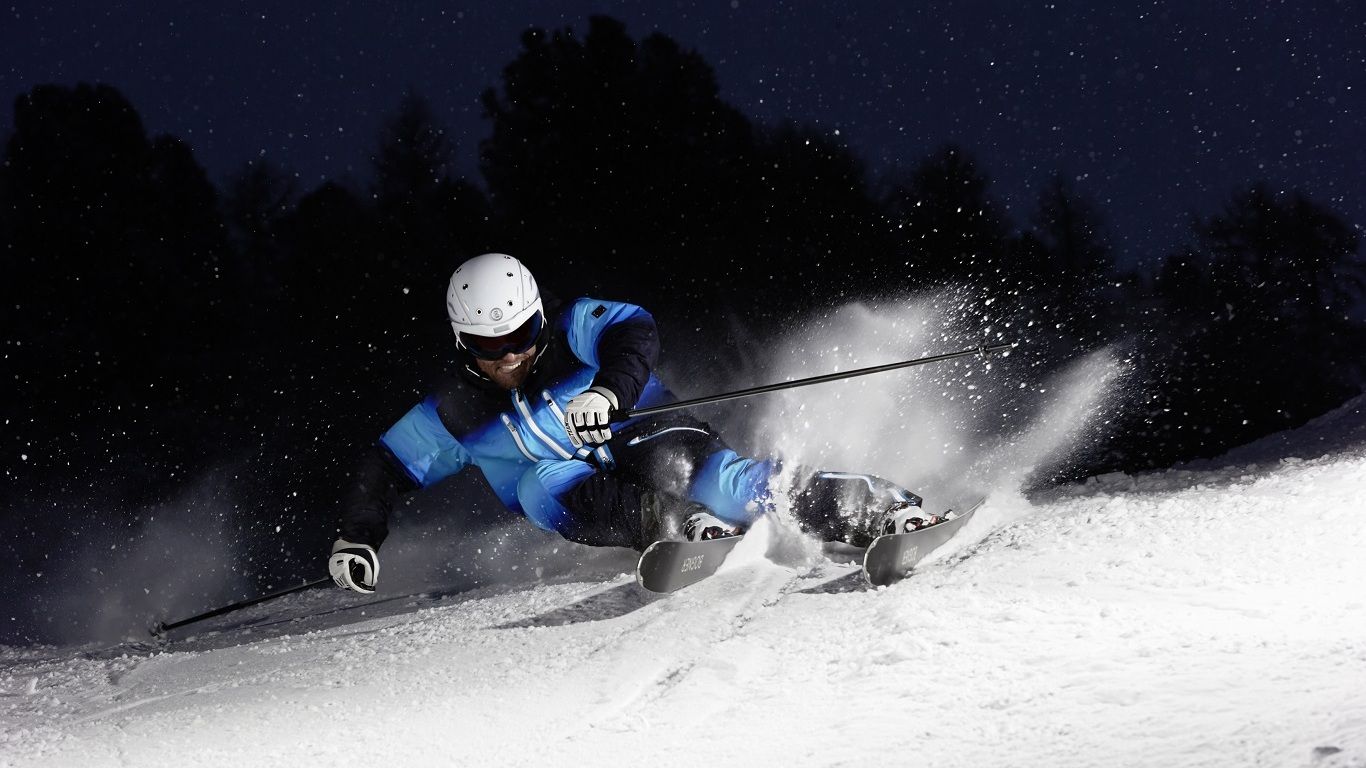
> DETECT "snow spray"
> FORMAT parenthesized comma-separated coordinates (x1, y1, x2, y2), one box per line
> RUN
(8, 471, 250, 645)
(744, 291, 1129, 535)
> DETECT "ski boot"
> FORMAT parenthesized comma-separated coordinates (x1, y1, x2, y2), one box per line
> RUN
(641, 491, 740, 544)
(877, 500, 951, 536)
(683, 511, 742, 542)
(791, 469, 925, 547)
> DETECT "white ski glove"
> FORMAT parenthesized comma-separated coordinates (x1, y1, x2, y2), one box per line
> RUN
(563, 386, 618, 448)
(329, 538, 379, 594)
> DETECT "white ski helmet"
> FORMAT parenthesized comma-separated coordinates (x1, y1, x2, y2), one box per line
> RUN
(446, 253, 545, 359)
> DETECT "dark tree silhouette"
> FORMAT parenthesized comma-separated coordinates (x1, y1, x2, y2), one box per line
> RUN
(372, 90, 490, 296)
(741, 122, 887, 315)
(373, 90, 454, 218)
(1026, 175, 1120, 352)
(1197, 185, 1364, 332)
(2, 84, 236, 505)
(479, 16, 756, 304)
(224, 157, 298, 269)
(1143, 184, 1366, 463)
(883, 145, 1011, 289)
(278, 182, 379, 356)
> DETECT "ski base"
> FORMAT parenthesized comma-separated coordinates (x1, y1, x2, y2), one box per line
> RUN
(637, 535, 744, 593)
(862, 498, 985, 587)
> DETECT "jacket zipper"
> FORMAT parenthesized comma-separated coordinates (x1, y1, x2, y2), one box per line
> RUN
(514, 388, 573, 460)
(541, 390, 568, 425)
(500, 413, 538, 462)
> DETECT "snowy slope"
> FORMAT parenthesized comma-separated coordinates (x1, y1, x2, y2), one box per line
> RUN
(3, 399, 1365, 768)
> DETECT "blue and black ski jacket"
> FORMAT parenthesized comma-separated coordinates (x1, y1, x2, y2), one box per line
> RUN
(341, 297, 680, 548)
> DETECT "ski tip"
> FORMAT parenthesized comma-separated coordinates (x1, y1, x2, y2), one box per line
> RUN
(635, 541, 663, 590)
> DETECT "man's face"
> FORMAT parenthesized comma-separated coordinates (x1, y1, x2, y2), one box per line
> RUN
(474, 346, 537, 390)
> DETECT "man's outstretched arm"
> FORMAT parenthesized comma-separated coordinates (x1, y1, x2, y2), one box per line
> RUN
(332, 397, 472, 591)
(340, 442, 419, 549)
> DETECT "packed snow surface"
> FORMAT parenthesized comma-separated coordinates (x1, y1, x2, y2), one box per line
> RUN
(3, 395, 1365, 767)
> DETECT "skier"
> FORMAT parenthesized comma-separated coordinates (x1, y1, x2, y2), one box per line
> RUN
(329, 253, 937, 593)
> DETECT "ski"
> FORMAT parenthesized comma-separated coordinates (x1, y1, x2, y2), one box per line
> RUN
(636, 534, 745, 593)
(862, 497, 985, 587)
(638, 497, 986, 593)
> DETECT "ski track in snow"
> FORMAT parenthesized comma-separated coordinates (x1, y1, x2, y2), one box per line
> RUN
(4, 402, 1366, 767)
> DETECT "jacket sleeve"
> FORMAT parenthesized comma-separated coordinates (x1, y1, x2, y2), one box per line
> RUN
(340, 397, 473, 549)
(564, 298, 660, 409)
(340, 442, 418, 549)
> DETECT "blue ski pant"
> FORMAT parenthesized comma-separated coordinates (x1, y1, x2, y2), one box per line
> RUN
(510, 416, 914, 550)
(512, 417, 776, 549)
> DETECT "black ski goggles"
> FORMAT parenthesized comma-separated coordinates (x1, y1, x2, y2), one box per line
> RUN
(459, 311, 544, 361)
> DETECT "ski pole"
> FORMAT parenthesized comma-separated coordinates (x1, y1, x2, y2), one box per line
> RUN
(611, 342, 1014, 421)
(151, 577, 331, 637)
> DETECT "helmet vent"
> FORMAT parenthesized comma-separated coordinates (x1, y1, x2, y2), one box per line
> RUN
(445, 253, 542, 344)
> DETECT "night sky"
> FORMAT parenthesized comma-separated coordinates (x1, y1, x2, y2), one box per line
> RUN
(3, 1, 1364, 266)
